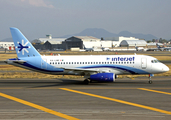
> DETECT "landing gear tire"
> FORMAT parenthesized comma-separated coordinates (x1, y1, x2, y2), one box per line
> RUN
(149, 80, 152, 84)
(83, 79, 90, 85)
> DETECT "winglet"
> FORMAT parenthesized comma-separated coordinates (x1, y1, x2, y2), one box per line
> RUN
(10, 27, 40, 58)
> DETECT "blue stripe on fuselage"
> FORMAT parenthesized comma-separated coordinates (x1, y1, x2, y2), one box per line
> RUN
(77, 65, 149, 74)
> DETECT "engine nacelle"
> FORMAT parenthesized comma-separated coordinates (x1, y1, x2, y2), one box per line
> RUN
(90, 73, 115, 82)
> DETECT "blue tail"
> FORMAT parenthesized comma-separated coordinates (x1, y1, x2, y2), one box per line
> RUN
(10, 27, 40, 58)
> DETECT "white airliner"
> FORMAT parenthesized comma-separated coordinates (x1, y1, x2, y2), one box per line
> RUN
(5, 28, 169, 84)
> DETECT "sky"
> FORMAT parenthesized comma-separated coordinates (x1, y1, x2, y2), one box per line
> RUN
(0, 0, 171, 40)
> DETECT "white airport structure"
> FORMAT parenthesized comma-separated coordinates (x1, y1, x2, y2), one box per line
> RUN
(0, 42, 15, 50)
(120, 40, 147, 47)
(104, 36, 141, 47)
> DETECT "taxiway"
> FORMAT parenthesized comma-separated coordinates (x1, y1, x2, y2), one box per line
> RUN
(0, 77, 171, 120)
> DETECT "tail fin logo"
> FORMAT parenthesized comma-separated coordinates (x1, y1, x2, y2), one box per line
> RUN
(16, 39, 30, 55)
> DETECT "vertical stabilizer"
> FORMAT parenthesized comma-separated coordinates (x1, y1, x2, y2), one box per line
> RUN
(10, 27, 40, 58)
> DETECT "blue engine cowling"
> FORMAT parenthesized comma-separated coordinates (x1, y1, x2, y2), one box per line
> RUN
(90, 73, 115, 82)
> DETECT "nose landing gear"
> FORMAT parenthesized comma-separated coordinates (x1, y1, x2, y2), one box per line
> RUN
(148, 74, 154, 84)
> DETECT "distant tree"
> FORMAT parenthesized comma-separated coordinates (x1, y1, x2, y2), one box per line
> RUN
(152, 39, 156, 42)
(163, 39, 168, 43)
(159, 38, 163, 43)
(159, 38, 168, 43)
(101, 37, 104, 40)
(147, 40, 151, 43)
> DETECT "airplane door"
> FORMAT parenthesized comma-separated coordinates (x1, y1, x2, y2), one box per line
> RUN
(41, 59, 47, 69)
(141, 58, 147, 69)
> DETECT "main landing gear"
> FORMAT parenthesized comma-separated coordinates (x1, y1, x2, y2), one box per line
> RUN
(83, 79, 91, 85)
(148, 74, 154, 84)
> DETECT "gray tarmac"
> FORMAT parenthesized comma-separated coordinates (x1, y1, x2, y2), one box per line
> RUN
(0, 77, 171, 120)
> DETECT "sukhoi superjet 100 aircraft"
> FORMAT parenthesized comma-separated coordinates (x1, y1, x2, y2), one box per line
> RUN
(5, 28, 169, 84)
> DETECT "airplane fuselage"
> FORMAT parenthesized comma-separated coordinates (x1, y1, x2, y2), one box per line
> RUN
(8, 55, 169, 76)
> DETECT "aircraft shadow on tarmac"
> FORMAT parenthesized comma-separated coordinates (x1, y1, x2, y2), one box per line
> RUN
(0, 78, 149, 88)
(30, 79, 150, 88)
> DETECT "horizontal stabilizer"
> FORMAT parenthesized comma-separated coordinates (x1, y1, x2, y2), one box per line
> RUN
(4, 60, 26, 64)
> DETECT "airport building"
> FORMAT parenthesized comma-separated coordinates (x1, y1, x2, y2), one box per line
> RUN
(104, 36, 141, 47)
(120, 40, 147, 47)
(65, 36, 101, 49)
(32, 35, 149, 51)
(0, 42, 15, 50)
(32, 35, 66, 50)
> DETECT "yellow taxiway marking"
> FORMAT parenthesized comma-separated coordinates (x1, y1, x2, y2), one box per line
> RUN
(0, 92, 80, 120)
(60, 88, 171, 115)
(138, 88, 171, 95)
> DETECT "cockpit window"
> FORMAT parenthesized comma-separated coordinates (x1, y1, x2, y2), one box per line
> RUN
(151, 59, 160, 63)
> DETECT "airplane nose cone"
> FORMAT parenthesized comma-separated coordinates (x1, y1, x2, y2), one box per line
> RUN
(163, 65, 169, 72)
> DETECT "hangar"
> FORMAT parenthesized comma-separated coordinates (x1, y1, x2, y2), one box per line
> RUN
(65, 36, 100, 49)
(120, 40, 147, 47)
(105, 36, 141, 47)
(32, 35, 66, 50)
(43, 40, 64, 50)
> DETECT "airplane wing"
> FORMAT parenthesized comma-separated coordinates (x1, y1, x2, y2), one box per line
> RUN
(60, 67, 99, 72)
(60, 67, 111, 75)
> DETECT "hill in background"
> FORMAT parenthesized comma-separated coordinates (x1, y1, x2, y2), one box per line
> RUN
(62, 28, 157, 40)
(0, 28, 158, 42)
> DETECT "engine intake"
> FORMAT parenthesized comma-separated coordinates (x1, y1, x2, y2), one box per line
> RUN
(90, 73, 115, 82)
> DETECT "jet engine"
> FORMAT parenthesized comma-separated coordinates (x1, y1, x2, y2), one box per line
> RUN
(90, 73, 115, 82)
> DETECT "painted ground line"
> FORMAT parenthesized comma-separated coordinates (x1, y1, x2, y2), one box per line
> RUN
(60, 88, 171, 115)
(138, 88, 171, 95)
(0, 92, 80, 120)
